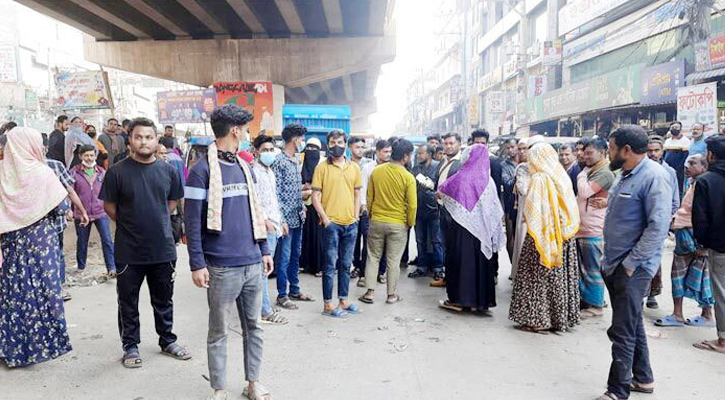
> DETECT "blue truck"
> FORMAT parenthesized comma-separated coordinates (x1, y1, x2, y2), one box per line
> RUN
(282, 104, 351, 148)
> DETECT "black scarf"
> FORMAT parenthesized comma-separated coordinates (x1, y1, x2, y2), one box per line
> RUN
(301, 148, 320, 183)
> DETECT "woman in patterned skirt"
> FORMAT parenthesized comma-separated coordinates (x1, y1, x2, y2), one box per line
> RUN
(0, 127, 73, 367)
(509, 140, 581, 332)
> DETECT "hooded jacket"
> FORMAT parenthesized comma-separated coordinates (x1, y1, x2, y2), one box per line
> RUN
(692, 160, 725, 253)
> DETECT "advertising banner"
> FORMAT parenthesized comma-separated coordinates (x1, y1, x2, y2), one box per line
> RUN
(489, 91, 504, 113)
(157, 89, 216, 124)
(54, 70, 113, 110)
(0, 45, 17, 82)
(709, 35, 725, 67)
(542, 40, 562, 66)
(558, 0, 631, 36)
(213, 81, 274, 136)
(677, 82, 718, 134)
(640, 60, 685, 105)
(527, 75, 547, 99)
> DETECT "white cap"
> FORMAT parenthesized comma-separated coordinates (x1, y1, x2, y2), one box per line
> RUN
(306, 137, 322, 149)
(527, 135, 545, 148)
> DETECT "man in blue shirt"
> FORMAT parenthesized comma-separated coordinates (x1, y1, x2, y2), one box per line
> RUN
(596, 125, 672, 400)
(689, 123, 708, 156)
(185, 105, 274, 400)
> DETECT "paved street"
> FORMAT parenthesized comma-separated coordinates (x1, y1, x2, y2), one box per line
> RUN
(1, 239, 724, 400)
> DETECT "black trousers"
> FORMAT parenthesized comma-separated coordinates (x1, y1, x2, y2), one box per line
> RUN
(117, 261, 177, 351)
(604, 265, 654, 399)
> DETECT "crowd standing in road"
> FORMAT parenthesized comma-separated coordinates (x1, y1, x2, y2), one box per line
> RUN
(2, 111, 725, 400)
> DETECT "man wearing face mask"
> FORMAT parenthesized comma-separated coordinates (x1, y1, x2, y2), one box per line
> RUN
(85, 124, 109, 169)
(663, 121, 690, 195)
(689, 123, 707, 156)
(272, 124, 316, 310)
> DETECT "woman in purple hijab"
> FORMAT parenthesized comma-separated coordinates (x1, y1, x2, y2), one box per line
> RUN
(438, 144, 506, 312)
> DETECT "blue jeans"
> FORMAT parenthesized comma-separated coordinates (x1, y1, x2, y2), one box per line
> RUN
(261, 234, 277, 316)
(75, 216, 116, 272)
(322, 222, 358, 303)
(276, 226, 302, 299)
(414, 212, 443, 273)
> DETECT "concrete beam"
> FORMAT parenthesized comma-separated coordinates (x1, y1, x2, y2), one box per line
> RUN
(301, 85, 324, 103)
(322, 0, 344, 34)
(121, 0, 188, 37)
(83, 36, 396, 89)
(225, 0, 265, 34)
(342, 75, 354, 102)
(176, 0, 226, 35)
(320, 80, 335, 103)
(274, 0, 306, 35)
(67, 0, 149, 38)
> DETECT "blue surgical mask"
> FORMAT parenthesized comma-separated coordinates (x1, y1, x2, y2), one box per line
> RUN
(260, 152, 276, 166)
(238, 140, 251, 152)
(297, 142, 305, 153)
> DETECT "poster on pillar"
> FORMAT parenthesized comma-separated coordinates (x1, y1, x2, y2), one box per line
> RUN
(213, 81, 274, 137)
(157, 89, 216, 124)
(677, 82, 718, 135)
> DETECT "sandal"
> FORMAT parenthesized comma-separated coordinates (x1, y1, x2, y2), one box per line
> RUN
(654, 315, 685, 327)
(243, 383, 272, 400)
(358, 294, 374, 304)
(276, 297, 298, 310)
(386, 295, 403, 304)
(581, 308, 603, 319)
(321, 308, 348, 318)
(122, 348, 143, 369)
(356, 277, 366, 287)
(290, 293, 315, 302)
(685, 316, 715, 327)
(646, 297, 659, 309)
(438, 300, 463, 312)
(161, 342, 192, 360)
(693, 340, 725, 354)
(261, 311, 288, 325)
(377, 275, 386, 284)
(342, 303, 361, 314)
(593, 392, 619, 400)
(629, 381, 654, 394)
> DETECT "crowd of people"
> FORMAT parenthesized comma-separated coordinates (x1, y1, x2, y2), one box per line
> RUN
(1, 107, 725, 400)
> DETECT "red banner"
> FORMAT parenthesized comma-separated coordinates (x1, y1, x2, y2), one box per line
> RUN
(213, 81, 274, 137)
(709, 35, 725, 67)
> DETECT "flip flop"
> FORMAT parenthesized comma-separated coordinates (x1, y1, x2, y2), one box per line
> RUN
(358, 295, 374, 304)
(290, 293, 315, 302)
(122, 348, 143, 369)
(243, 383, 272, 400)
(629, 381, 654, 394)
(693, 340, 725, 354)
(321, 308, 348, 318)
(162, 342, 192, 360)
(343, 304, 361, 314)
(685, 316, 715, 327)
(654, 315, 684, 327)
(438, 300, 463, 312)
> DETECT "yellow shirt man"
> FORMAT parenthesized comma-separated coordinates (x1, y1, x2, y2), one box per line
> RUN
(311, 158, 362, 225)
(367, 163, 417, 227)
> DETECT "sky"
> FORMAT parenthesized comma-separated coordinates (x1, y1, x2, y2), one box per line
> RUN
(369, 0, 439, 136)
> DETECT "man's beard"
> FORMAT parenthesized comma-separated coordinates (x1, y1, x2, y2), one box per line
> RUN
(609, 157, 624, 171)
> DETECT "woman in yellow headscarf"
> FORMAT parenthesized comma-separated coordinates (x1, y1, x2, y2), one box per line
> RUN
(509, 141, 581, 332)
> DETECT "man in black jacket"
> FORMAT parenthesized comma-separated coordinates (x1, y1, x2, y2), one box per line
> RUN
(47, 115, 69, 163)
(692, 133, 725, 355)
(432, 132, 462, 287)
(409, 144, 442, 279)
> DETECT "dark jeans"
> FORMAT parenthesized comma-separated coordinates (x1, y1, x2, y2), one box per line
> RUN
(322, 222, 358, 303)
(75, 216, 116, 272)
(116, 261, 178, 351)
(276, 226, 302, 298)
(414, 211, 443, 273)
(354, 213, 385, 277)
(604, 265, 654, 399)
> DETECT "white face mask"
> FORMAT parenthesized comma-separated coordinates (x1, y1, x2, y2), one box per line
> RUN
(82, 160, 96, 168)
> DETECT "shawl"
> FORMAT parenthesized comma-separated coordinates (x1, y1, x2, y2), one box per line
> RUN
(0, 127, 67, 235)
(524, 142, 580, 268)
(207, 142, 267, 241)
(440, 145, 506, 258)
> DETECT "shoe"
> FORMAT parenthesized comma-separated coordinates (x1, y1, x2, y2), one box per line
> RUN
(206, 390, 228, 400)
(357, 277, 366, 287)
(351, 268, 360, 278)
(408, 269, 426, 278)
(646, 296, 659, 309)
(377, 275, 387, 284)
(430, 272, 445, 287)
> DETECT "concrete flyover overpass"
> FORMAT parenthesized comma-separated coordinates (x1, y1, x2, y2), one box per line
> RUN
(14, 0, 397, 131)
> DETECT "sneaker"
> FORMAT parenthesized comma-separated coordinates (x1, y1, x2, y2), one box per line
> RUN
(377, 275, 387, 284)
(356, 277, 366, 287)
(408, 269, 426, 278)
(430, 272, 446, 287)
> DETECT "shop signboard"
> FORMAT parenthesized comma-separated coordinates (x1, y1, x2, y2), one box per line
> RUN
(527, 75, 547, 98)
(489, 91, 504, 113)
(559, 0, 631, 36)
(54, 70, 113, 110)
(213, 81, 274, 136)
(640, 60, 685, 105)
(542, 40, 562, 66)
(677, 82, 718, 134)
(709, 34, 725, 68)
(478, 67, 502, 93)
(157, 89, 216, 124)
(503, 57, 519, 81)
(0, 45, 17, 82)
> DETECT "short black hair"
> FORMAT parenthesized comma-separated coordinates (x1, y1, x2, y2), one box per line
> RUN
(442, 132, 461, 143)
(164, 125, 173, 130)
(253, 134, 274, 150)
(70, 116, 82, 124)
(584, 136, 608, 152)
(1, 121, 17, 134)
(350, 136, 365, 145)
(127, 117, 157, 136)
(705, 134, 725, 160)
(210, 104, 254, 139)
(610, 125, 649, 154)
(78, 144, 95, 155)
(420, 144, 435, 156)
(375, 139, 391, 151)
(670, 121, 682, 128)
(107, 118, 118, 124)
(470, 129, 490, 142)
(426, 134, 441, 142)
(648, 135, 665, 147)
(436, 145, 444, 153)
(281, 123, 307, 143)
(504, 138, 518, 145)
(85, 124, 96, 131)
(42, 133, 49, 147)
(558, 143, 574, 152)
(326, 129, 346, 145)
(392, 139, 414, 161)
(56, 115, 69, 124)
(575, 137, 589, 147)
(122, 119, 131, 128)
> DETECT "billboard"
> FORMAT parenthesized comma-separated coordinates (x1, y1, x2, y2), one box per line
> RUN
(157, 89, 216, 124)
(677, 82, 718, 135)
(54, 70, 113, 110)
(213, 81, 274, 136)
(640, 60, 685, 105)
